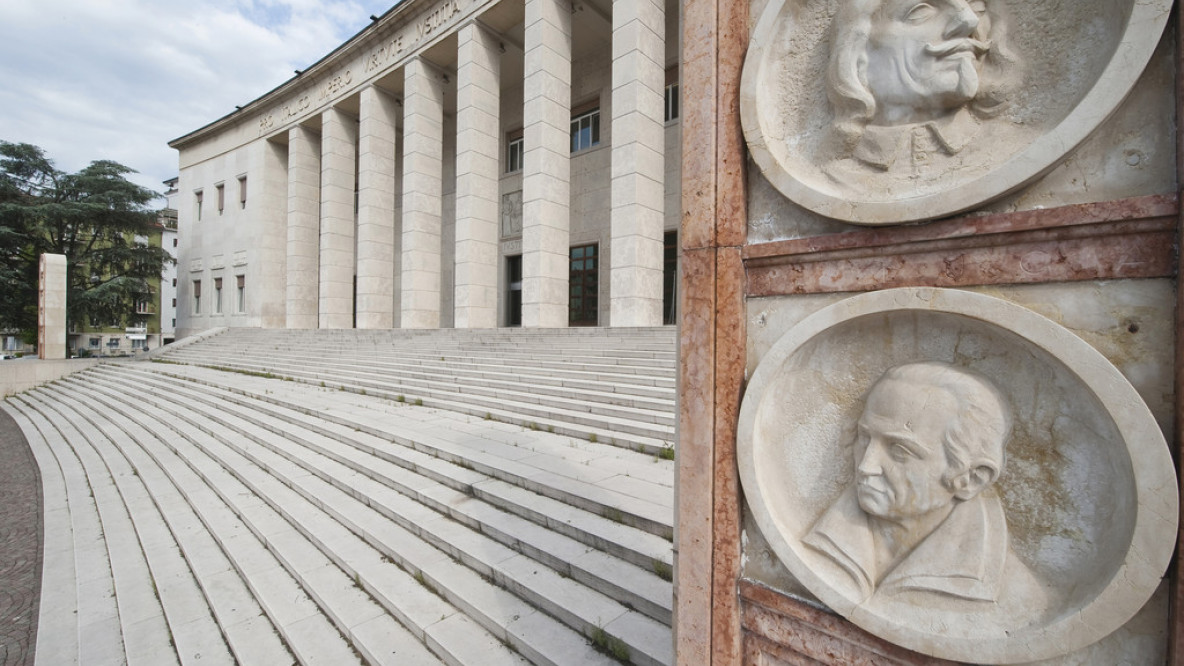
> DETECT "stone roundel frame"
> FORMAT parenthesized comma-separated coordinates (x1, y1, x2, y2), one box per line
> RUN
(739, 0, 1172, 224)
(737, 288, 1178, 664)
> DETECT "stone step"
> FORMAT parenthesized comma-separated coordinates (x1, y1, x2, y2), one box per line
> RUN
(161, 351, 675, 422)
(108, 363, 674, 541)
(72, 372, 662, 665)
(57, 379, 464, 666)
(94, 364, 673, 622)
(150, 356, 675, 450)
(28, 385, 296, 665)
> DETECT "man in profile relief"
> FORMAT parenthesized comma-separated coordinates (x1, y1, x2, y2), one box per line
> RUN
(804, 362, 1042, 610)
(825, 0, 1016, 180)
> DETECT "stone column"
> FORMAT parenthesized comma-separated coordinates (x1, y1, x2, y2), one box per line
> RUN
(454, 22, 501, 329)
(610, 0, 665, 327)
(319, 107, 358, 329)
(38, 253, 66, 360)
(401, 57, 445, 329)
(522, 0, 571, 328)
(257, 138, 288, 328)
(286, 125, 320, 329)
(356, 86, 400, 329)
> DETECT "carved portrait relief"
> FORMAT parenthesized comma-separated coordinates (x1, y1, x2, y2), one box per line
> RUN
(740, 0, 1171, 223)
(737, 288, 1178, 663)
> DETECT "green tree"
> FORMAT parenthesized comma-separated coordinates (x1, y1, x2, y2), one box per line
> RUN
(0, 141, 173, 338)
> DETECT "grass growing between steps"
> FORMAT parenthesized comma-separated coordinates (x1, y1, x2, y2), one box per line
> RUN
(590, 626, 631, 664)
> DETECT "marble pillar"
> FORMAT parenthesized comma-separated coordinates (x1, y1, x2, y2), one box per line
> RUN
(38, 253, 66, 360)
(356, 86, 400, 330)
(319, 107, 358, 329)
(454, 22, 501, 329)
(401, 57, 445, 329)
(522, 0, 572, 328)
(610, 0, 665, 327)
(257, 138, 289, 328)
(286, 125, 320, 329)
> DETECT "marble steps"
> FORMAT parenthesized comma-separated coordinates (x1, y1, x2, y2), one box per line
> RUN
(103, 363, 674, 541)
(88, 364, 674, 623)
(72, 370, 672, 666)
(46, 378, 530, 666)
(150, 356, 676, 453)
(4, 393, 239, 666)
(165, 342, 677, 379)
(160, 347, 675, 417)
(222, 326, 675, 348)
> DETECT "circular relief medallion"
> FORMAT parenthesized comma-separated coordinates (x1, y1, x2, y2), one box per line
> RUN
(740, 0, 1172, 224)
(737, 288, 1178, 663)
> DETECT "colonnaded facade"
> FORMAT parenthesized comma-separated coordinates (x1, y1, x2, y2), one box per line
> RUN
(170, 0, 680, 339)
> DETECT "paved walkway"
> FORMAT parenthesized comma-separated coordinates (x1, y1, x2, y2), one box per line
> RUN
(0, 406, 41, 666)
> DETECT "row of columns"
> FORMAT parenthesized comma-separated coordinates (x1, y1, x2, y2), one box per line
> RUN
(283, 0, 666, 330)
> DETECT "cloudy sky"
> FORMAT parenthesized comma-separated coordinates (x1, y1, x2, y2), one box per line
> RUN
(0, 0, 402, 201)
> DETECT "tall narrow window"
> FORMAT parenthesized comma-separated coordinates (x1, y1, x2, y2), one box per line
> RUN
(506, 131, 524, 173)
(663, 230, 678, 325)
(214, 277, 223, 314)
(570, 109, 601, 153)
(238, 176, 248, 209)
(193, 280, 202, 314)
(216, 183, 225, 214)
(506, 255, 522, 327)
(236, 275, 245, 313)
(568, 244, 599, 326)
(195, 190, 203, 222)
(664, 83, 680, 122)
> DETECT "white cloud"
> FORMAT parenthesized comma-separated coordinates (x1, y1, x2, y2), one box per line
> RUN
(0, 0, 398, 200)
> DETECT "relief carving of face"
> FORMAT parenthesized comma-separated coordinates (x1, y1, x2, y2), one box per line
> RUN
(853, 379, 960, 522)
(864, 0, 991, 125)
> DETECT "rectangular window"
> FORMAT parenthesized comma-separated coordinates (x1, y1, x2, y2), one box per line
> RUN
(568, 244, 599, 326)
(89, 337, 101, 349)
(216, 184, 225, 214)
(506, 132, 524, 173)
(238, 176, 248, 209)
(214, 277, 223, 314)
(172, 298, 177, 307)
(570, 109, 601, 153)
(664, 83, 680, 122)
(135, 299, 151, 314)
(173, 238, 178, 248)
(195, 190, 203, 222)
(172, 278, 177, 287)
(236, 275, 245, 313)
(506, 255, 522, 327)
(663, 230, 678, 325)
(107, 338, 120, 349)
(193, 280, 201, 314)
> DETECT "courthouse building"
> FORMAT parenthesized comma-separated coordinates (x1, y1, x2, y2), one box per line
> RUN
(170, 0, 680, 339)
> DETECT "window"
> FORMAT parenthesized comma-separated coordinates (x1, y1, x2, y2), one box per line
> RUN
(107, 338, 120, 349)
(89, 337, 101, 349)
(172, 298, 177, 307)
(506, 132, 524, 173)
(131, 338, 146, 351)
(569, 244, 599, 326)
(193, 280, 201, 314)
(135, 299, 151, 314)
(214, 277, 223, 314)
(238, 176, 248, 208)
(173, 238, 178, 248)
(172, 318, 176, 328)
(664, 82, 680, 122)
(195, 190, 203, 222)
(172, 278, 177, 287)
(216, 183, 225, 214)
(663, 230, 678, 325)
(506, 255, 522, 327)
(236, 275, 245, 313)
(570, 109, 600, 153)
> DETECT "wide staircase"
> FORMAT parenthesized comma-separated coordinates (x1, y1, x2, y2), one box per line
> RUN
(2, 326, 676, 666)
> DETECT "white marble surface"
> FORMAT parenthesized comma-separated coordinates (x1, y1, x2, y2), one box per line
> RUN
(737, 287, 1178, 663)
(739, 0, 1172, 224)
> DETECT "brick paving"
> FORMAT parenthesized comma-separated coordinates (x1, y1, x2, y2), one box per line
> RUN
(0, 405, 40, 666)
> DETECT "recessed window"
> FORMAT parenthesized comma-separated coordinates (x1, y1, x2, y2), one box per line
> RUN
(570, 109, 600, 153)
(506, 133, 524, 173)
(236, 275, 245, 313)
(214, 277, 223, 314)
(193, 280, 202, 314)
(238, 176, 248, 209)
(664, 83, 680, 122)
(195, 190, 203, 222)
(216, 184, 225, 214)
